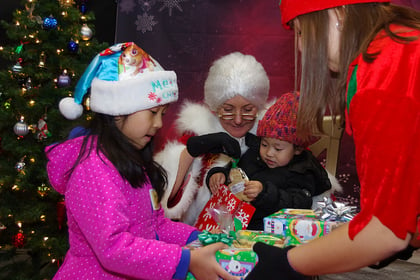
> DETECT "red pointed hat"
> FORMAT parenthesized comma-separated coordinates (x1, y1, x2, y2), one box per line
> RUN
(279, 0, 391, 29)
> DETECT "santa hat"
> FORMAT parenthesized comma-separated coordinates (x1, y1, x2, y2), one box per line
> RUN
(257, 91, 318, 148)
(204, 52, 269, 111)
(59, 42, 178, 120)
(279, 0, 390, 29)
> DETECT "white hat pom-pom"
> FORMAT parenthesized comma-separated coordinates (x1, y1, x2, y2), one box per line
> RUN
(59, 97, 83, 120)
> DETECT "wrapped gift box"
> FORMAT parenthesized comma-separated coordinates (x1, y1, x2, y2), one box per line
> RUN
(263, 208, 342, 246)
(233, 230, 285, 248)
(194, 184, 255, 232)
(185, 230, 284, 279)
(186, 247, 257, 280)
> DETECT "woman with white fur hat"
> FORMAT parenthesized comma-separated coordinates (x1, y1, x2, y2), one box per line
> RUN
(154, 52, 271, 226)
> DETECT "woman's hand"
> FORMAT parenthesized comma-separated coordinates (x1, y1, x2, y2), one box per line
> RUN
(209, 173, 226, 195)
(189, 243, 240, 280)
(243, 180, 263, 201)
(186, 132, 241, 158)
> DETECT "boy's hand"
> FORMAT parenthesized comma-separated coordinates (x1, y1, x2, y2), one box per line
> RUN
(209, 173, 226, 195)
(243, 180, 263, 201)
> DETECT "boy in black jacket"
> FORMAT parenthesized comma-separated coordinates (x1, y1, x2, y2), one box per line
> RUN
(206, 92, 332, 230)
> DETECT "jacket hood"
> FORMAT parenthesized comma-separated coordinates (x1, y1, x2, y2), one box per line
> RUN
(45, 137, 86, 194)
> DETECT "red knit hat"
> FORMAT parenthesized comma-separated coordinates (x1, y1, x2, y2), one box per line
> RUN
(279, 0, 391, 29)
(257, 92, 318, 147)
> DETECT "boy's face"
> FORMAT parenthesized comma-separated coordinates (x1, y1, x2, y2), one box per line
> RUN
(259, 137, 298, 168)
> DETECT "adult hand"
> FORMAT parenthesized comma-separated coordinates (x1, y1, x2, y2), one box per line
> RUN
(245, 243, 309, 280)
(186, 132, 241, 158)
(189, 242, 240, 280)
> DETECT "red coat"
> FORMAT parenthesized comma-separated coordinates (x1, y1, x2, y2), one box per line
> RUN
(346, 26, 420, 240)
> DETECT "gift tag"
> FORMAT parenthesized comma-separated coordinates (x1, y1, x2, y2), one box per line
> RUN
(228, 166, 250, 202)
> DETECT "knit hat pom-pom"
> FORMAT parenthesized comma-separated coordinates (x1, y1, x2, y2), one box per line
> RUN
(59, 97, 83, 120)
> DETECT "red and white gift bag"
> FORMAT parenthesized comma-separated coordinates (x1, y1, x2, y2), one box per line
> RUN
(194, 184, 256, 232)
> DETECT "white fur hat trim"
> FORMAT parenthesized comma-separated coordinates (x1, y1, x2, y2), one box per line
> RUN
(59, 97, 84, 120)
(90, 70, 178, 115)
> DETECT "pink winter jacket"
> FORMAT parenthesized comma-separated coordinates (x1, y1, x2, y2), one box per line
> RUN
(46, 136, 197, 279)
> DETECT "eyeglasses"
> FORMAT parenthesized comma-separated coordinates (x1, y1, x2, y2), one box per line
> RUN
(218, 112, 257, 121)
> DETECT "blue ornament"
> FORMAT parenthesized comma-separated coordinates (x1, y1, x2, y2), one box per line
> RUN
(67, 40, 79, 53)
(43, 15, 58, 30)
(80, 3, 88, 14)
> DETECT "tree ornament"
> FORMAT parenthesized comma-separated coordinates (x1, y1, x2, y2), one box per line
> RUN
(12, 231, 26, 248)
(42, 15, 58, 30)
(15, 161, 26, 173)
(12, 61, 23, 73)
(15, 156, 26, 173)
(67, 39, 79, 53)
(38, 51, 46, 68)
(14, 117, 30, 136)
(0, 221, 5, 231)
(4, 99, 11, 110)
(57, 69, 71, 87)
(15, 43, 24, 55)
(80, 24, 93, 40)
(37, 183, 50, 197)
(59, 0, 75, 7)
(25, 77, 32, 91)
(79, 0, 88, 14)
(36, 115, 52, 140)
(26, 1, 42, 23)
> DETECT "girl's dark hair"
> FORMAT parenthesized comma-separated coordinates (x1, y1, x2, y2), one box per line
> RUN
(68, 113, 167, 202)
(295, 3, 420, 140)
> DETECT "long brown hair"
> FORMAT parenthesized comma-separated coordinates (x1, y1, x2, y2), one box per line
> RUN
(295, 3, 420, 141)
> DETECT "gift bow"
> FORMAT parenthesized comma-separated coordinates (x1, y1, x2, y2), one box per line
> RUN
(198, 230, 234, 246)
(314, 197, 357, 222)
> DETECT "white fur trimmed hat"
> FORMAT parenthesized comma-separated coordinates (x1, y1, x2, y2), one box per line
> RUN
(59, 42, 178, 120)
(204, 52, 270, 111)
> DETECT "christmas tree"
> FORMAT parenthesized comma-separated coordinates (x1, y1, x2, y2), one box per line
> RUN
(0, 0, 108, 279)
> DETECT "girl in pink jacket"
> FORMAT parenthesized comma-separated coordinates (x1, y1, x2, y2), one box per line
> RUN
(47, 42, 237, 280)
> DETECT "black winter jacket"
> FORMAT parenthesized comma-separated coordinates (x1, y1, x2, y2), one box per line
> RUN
(207, 134, 332, 230)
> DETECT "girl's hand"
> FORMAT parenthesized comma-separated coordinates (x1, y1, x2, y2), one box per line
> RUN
(209, 173, 226, 195)
(189, 243, 240, 280)
(243, 181, 263, 201)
